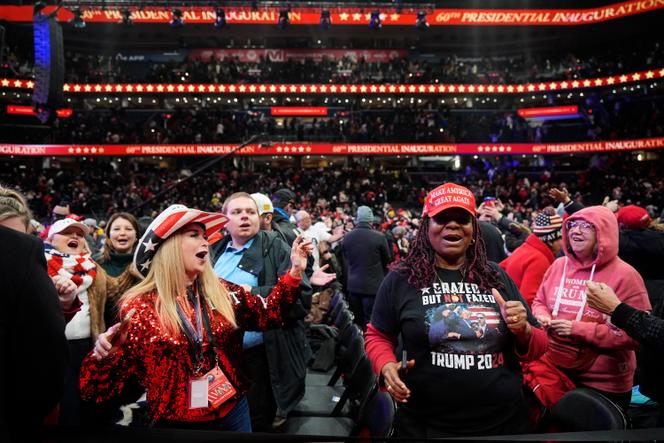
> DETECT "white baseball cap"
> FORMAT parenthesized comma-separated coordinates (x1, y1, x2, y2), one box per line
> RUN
(47, 218, 89, 241)
(251, 193, 274, 216)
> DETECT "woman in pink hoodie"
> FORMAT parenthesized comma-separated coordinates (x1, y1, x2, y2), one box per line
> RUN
(532, 205, 650, 410)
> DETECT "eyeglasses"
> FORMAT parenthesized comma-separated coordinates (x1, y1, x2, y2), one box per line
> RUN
(566, 220, 594, 232)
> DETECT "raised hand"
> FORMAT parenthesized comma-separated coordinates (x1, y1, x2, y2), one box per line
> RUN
(289, 235, 312, 279)
(310, 263, 336, 286)
(493, 288, 531, 344)
(548, 187, 570, 204)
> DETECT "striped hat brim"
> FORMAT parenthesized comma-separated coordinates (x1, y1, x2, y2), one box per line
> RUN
(133, 204, 227, 278)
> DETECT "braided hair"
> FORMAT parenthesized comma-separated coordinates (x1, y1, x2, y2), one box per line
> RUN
(391, 216, 504, 292)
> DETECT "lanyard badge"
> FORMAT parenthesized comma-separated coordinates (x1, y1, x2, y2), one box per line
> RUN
(179, 282, 237, 409)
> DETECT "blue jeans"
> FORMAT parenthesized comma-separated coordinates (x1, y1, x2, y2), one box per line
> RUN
(219, 396, 252, 432)
(157, 396, 252, 432)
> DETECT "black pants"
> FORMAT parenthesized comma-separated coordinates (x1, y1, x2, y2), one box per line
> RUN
(59, 338, 93, 426)
(240, 344, 277, 432)
(348, 292, 375, 329)
(394, 405, 528, 439)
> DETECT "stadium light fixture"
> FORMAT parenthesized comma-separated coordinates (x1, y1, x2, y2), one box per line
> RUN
(170, 8, 184, 27)
(215, 8, 226, 28)
(368, 11, 381, 29)
(70, 7, 86, 28)
(416, 11, 429, 29)
(319, 10, 331, 29)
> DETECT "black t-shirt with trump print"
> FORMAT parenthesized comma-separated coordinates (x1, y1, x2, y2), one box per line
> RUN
(371, 263, 538, 435)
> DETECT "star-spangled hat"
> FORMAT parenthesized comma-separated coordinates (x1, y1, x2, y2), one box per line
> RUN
(532, 212, 563, 242)
(133, 204, 228, 278)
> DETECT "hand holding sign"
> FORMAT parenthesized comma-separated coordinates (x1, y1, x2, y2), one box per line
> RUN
(492, 289, 531, 345)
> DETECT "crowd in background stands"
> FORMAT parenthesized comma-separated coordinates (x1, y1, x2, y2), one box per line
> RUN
(8, 95, 664, 145)
(2, 152, 662, 231)
(3, 41, 663, 85)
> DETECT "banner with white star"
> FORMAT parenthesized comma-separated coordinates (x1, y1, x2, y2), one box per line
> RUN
(2, 68, 662, 96)
(2, 1, 662, 26)
(2, 138, 664, 157)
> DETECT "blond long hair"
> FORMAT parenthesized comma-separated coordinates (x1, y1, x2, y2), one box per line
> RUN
(0, 186, 32, 230)
(121, 230, 237, 335)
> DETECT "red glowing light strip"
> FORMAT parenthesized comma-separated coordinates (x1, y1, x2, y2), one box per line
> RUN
(6, 105, 73, 117)
(1, 1, 662, 26)
(1, 138, 663, 157)
(517, 105, 579, 118)
(270, 107, 328, 116)
(1, 68, 662, 96)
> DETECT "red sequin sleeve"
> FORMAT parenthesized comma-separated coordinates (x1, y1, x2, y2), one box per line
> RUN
(227, 272, 302, 330)
(79, 299, 149, 404)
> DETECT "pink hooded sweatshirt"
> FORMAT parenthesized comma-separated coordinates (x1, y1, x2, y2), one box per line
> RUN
(532, 206, 650, 393)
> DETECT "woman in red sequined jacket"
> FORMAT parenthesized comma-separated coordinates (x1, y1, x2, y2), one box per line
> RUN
(79, 204, 310, 431)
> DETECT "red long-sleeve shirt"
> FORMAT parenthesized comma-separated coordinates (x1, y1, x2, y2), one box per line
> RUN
(79, 273, 300, 423)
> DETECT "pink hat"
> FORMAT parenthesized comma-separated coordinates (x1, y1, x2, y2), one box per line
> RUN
(616, 205, 651, 230)
(422, 183, 476, 218)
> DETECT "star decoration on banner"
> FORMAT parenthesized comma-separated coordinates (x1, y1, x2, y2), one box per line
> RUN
(1, 79, 9, 87)
(339, 13, 349, 21)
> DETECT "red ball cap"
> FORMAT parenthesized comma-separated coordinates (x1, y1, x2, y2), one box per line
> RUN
(423, 183, 476, 218)
(616, 205, 651, 230)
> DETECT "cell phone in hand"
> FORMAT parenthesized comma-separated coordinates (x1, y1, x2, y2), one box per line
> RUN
(483, 197, 497, 208)
(398, 350, 408, 377)
(110, 308, 136, 346)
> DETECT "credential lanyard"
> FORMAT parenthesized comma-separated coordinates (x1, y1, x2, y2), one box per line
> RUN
(176, 281, 217, 375)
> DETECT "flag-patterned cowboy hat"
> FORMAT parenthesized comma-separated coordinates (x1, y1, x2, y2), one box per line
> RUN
(133, 204, 228, 278)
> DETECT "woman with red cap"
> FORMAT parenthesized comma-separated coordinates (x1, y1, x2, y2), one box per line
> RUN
(79, 204, 310, 431)
(365, 183, 547, 438)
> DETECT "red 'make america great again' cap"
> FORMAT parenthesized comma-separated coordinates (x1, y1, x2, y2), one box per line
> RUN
(422, 183, 477, 218)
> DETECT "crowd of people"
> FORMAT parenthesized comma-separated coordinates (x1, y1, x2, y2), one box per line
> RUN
(2, 151, 662, 228)
(4, 41, 663, 86)
(2, 160, 663, 439)
(6, 93, 664, 145)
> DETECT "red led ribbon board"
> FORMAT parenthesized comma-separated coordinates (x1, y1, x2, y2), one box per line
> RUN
(2, 68, 662, 95)
(270, 107, 328, 116)
(7, 105, 73, 118)
(1, 1, 663, 25)
(517, 106, 579, 118)
(2, 138, 663, 156)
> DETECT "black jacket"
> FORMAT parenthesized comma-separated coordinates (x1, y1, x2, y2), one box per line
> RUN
(211, 230, 312, 414)
(612, 300, 664, 402)
(271, 210, 297, 246)
(0, 226, 68, 441)
(478, 221, 508, 263)
(340, 222, 390, 295)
